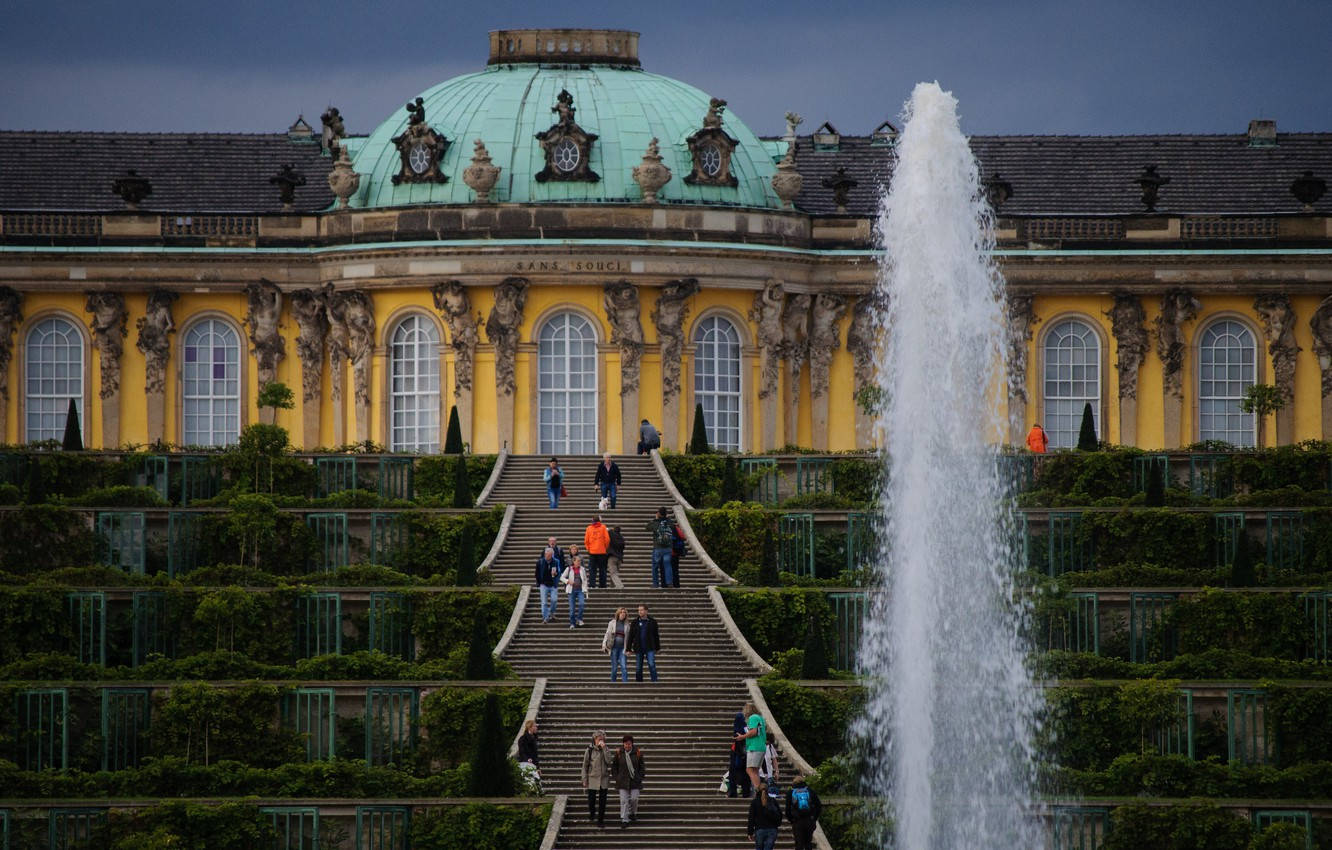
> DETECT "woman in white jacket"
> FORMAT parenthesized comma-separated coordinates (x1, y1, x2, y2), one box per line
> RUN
(601, 606, 630, 682)
(560, 556, 588, 628)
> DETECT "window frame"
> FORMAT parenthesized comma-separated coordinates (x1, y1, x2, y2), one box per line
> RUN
(387, 313, 442, 453)
(691, 314, 744, 452)
(178, 315, 243, 448)
(20, 311, 89, 445)
(1038, 316, 1104, 450)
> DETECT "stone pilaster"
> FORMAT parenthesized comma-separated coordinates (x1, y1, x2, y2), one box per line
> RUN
(0, 288, 22, 444)
(86, 292, 127, 447)
(485, 277, 529, 451)
(1155, 289, 1200, 448)
(749, 281, 785, 451)
(651, 278, 699, 450)
(780, 293, 811, 446)
(291, 288, 327, 449)
(1310, 295, 1332, 441)
(808, 293, 847, 451)
(1106, 293, 1148, 447)
(135, 289, 177, 445)
(1006, 296, 1036, 445)
(432, 281, 479, 450)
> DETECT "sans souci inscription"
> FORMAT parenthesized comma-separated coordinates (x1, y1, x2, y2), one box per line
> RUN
(514, 259, 625, 272)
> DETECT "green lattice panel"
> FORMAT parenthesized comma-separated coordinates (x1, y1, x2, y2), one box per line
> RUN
(297, 593, 342, 658)
(1266, 511, 1304, 570)
(1051, 806, 1109, 850)
(1152, 689, 1195, 760)
(18, 688, 67, 772)
(1129, 592, 1177, 663)
(1189, 454, 1231, 498)
(262, 807, 320, 850)
(998, 453, 1035, 493)
(368, 592, 414, 660)
(369, 513, 408, 566)
(795, 457, 831, 495)
(96, 510, 146, 573)
(845, 512, 875, 573)
(1228, 688, 1271, 765)
(0, 809, 8, 850)
(101, 688, 151, 771)
(316, 456, 357, 497)
(1051, 592, 1099, 655)
(1048, 511, 1091, 576)
(49, 809, 107, 850)
(777, 513, 815, 577)
(1304, 592, 1331, 662)
(829, 592, 868, 671)
(1132, 454, 1170, 493)
(132, 590, 173, 666)
(357, 805, 410, 850)
(167, 511, 205, 576)
(134, 455, 169, 502)
(68, 591, 106, 666)
(307, 512, 350, 571)
(284, 688, 336, 762)
(377, 457, 414, 501)
(739, 458, 778, 505)
(179, 456, 222, 505)
(1253, 811, 1312, 850)
(365, 687, 418, 767)
(1214, 512, 1245, 568)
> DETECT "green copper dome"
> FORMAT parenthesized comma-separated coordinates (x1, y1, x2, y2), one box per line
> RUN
(347, 30, 780, 209)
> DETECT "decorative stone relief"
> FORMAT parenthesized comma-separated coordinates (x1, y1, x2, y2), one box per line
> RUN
(808, 293, 847, 400)
(845, 292, 880, 393)
(431, 281, 480, 396)
(821, 167, 858, 214)
(391, 97, 450, 185)
(1105, 293, 1148, 400)
(269, 165, 306, 210)
(1005, 296, 1037, 403)
(245, 281, 286, 388)
(0, 287, 23, 402)
(1310, 296, 1332, 398)
(290, 289, 328, 403)
(85, 293, 127, 399)
(1155, 289, 1201, 398)
(535, 90, 600, 183)
(485, 277, 529, 396)
(327, 148, 361, 209)
(632, 138, 672, 203)
(341, 291, 376, 408)
(604, 281, 645, 395)
(1254, 294, 1301, 402)
(749, 280, 785, 400)
(136, 289, 177, 396)
(780, 293, 812, 385)
(462, 140, 501, 202)
(683, 98, 739, 188)
(320, 107, 346, 157)
(771, 144, 803, 209)
(650, 278, 700, 406)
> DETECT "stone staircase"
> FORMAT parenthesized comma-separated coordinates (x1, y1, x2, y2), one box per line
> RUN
(483, 455, 789, 849)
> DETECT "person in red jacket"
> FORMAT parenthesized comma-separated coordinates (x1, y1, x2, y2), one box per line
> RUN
(1025, 423, 1049, 453)
(584, 515, 611, 589)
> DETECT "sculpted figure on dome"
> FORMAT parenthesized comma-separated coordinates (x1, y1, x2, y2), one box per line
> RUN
(651, 278, 700, 405)
(808, 293, 848, 400)
(136, 289, 178, 396)
(0, 287, 22, 402)
(1005, 295, 1036, 403)
(320, 107, 346, 157)
(432, 281, 480, 396)
(535, 90, 600, 183)
(749, 280, 785, 400)
(604, 281, 645, 395)
(1310, 296, 1332, 398)
(1105, 293, 1148, 400)
(290, 289, 328, 403)
(703, 98, 727, 129)
(1155, 289, 1201, 399)
(486, 277, 529, 396)
(86, 293, 128, 399)
(1255, 294, 1301, 402)
(845, 292, 881, 394)
(245, 281, 286, 388)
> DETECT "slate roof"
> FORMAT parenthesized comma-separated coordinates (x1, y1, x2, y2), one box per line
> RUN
(781, 133, 1332, 217)
(0, 131, 335, 213)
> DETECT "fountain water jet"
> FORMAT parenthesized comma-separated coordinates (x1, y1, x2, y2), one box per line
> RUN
(853, 82, 1044, 849)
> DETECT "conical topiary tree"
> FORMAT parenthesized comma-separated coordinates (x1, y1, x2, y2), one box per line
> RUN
(720, 454, 742, 504)
(62, 398, 83, 451)
(444, 405, 464, 454)
(455, 524, 477, 587)
(688, 402, 710, 454)
(468, 691, 515, 796)
(452, 454, 474, 508)
(1077, 402, 1097, 451)
(1230, 534, 1256, 587)
(465, 608, 495, 679)
(800, 612, 830, 678)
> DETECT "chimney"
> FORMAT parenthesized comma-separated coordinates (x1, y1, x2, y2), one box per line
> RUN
(1247, 119, 1277, 147)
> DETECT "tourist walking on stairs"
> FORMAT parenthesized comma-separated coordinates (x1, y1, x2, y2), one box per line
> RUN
(543, 457, 565, 508)
(735, 701, 768, 792)
(517, 720, 541, 792)
(786, 775, 824, 850)
(611, 734, 646, 827)
(602, 606, 630, 682)
(646, 507, 676, 588)
(727, 711, 753, 798)
(581, 730, 613, 828)
(594, 452, 622, 508)
(535, 547, 561, 623)
(607, 525, 626, 586)
(747, 780, 783, 850)
(627, 603, 661, 682)
(584, 515, 610, 588)
(561, 556, 588, 628)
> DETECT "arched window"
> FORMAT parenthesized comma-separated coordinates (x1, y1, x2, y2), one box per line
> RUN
(1198, 319, 1257, 447)
(537, 312, 598, 454)
(693, 316, 742, 451)
(388, 314, 440, 452)
(182, 319, 241, 447)
(1042, 319, 1100, 449)
(25, 316, 83, 443)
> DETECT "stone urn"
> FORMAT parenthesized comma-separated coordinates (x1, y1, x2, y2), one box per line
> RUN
(327, 149, 361, 209)
(632, 137, 672, 203)
(771, 145, 803, 209)
(463, 139, 502, 202)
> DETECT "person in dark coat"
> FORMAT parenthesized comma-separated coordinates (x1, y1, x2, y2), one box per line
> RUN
(516, 719, 541, 791)
(637, 419, 661, 454)
(728, 711, 753, 798)
(611, 734, 646, 827)
(746, 780, 783, 850)
(670, 520, 686, 588)
(607, 525, 626, 586)
(785, 775, 824, 850)
(535, 546, 561, 623)
(627, 603, 661, 682)
(593, 452, 622, 508)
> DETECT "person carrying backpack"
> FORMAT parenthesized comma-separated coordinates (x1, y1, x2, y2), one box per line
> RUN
(669, 521, 686, 588)
(785, 775, 823, 850)
(746, 780, 783, 850)
(644, 507, 676, 588)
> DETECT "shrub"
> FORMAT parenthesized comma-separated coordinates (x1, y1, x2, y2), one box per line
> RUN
(453, 454, 475, 508)
(468, 692, 517, 796)
(1102, 800, 1253, 850)
(690, 504, 775, 579)
(689, 402, 711, 454)
(150, 683, 301, 767)
(465, 608, 496, 679)
(418, 686, 530, 768)
(417, 455, 496, 503)
(411, 803, 548, 850)
(661, 454, 726, 507)
(444, 406, 465, 454)
(0, 504, 98, 572)
(757, 677, 863, 765)
(718, 588, 836, 663)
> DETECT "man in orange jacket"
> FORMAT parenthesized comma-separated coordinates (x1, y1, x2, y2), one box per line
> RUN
(1026, 423, 1049, 453)
(584, 515, 611, 589)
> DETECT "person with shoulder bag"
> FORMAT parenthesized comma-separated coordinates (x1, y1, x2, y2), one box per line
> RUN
(746, 780, 783, 850)
(581, 730, 614, 828)
(543, 456, 566, 509)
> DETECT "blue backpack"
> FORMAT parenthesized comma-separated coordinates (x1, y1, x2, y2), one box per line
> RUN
(790, 786, 812, 812)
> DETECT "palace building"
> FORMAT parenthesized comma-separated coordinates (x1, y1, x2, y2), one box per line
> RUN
(1, 28, 1330, 454)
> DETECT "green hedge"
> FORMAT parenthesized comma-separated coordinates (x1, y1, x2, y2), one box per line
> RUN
(1050, 752, 1332, 799)
(1101, 800, 1313, 850)
(416, 455, 498, 503)
(1035, 649, 1332, 683)
(718, 588, 837, 662)
(757, 677, 863, 765)
(411, 803, 549, 850)
(0, 801, 276, 849)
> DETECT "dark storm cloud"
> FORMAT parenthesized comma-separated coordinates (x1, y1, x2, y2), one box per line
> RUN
(2, 0, 1328, 135)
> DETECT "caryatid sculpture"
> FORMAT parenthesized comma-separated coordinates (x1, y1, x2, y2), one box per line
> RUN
(431, 281, 480, 397)
(1105, 292, 1148, 446)
(0, 288, 23, 442)
(749, 280, 786, 450)
(1255, 293, 1301, 446)
(324, 287, 375, 443)
(245, 280, 286, 389)
(290, 288, 328, 448)
(808, 293, 847, 401)
(845, 292, 882, 448)
(603, 281, 645, 395)
(485, 277, 529, 451)
(1005, 295, 1037, 443)
(1310, 296, 1332, 441)
(136, 289, 177, 443)
(86, 293, 128, 400)
(1155, 289, 1201, 400)
(779, 292, 812, 444)
(651, 278, 700, 406)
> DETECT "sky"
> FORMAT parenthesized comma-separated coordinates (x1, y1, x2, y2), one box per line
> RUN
(2, 0, 1329, 138)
